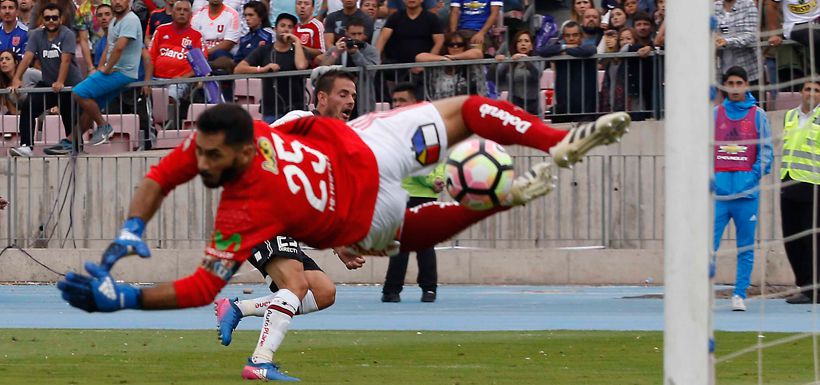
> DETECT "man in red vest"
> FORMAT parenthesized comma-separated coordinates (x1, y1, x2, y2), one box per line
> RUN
(713, 66, 773, 311)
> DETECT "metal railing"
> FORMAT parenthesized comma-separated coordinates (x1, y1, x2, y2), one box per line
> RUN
(0, 149, 786, 250)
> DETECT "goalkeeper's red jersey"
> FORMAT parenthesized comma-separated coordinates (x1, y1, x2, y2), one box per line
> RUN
(146, 118, 380, 263)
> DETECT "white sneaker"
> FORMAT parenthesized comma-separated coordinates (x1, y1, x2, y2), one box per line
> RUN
(550, 112, 631, 168)
(731, 295, 746, 311)
(504, 161, 558, 206)
(8, 146, 32, 157)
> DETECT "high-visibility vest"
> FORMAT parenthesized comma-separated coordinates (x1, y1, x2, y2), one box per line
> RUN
(780, 107, 820, 184)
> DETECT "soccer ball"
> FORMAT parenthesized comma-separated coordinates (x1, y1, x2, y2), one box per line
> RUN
(445, 139, 515, 211)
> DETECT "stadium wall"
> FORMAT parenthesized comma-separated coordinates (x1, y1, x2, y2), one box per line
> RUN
(0, 111, 798, 285)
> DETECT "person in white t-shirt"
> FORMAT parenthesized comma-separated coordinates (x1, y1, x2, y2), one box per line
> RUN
(766, 0, 820, 72)
(192, 0, 241, 72)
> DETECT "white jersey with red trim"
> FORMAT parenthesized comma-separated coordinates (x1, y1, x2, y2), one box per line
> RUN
(192, 4, 241, 48)
(295, 18, 326, 52)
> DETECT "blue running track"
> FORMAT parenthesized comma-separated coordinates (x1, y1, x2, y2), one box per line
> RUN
(1, 284, 818, 332)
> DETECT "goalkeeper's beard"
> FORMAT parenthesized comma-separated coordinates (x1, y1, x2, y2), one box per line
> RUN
(199, 158, 241, 188)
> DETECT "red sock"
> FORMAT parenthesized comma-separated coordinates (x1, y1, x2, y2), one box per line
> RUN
(461, 96, 567, 153)
(398, 201, 509, 252)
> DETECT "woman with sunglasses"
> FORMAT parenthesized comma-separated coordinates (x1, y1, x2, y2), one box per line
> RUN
(415, 31, 487, 100)
(495, 30, 540, 115)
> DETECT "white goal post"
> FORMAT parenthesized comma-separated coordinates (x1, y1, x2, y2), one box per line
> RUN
(664, 0, 714, 384)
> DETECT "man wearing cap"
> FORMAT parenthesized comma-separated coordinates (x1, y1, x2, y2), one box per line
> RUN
(234, 12, 309, 123)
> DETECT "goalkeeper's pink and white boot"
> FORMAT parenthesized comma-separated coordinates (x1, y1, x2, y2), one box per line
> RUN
(504, 161, 558, 206)
(550, 112, 631, 168)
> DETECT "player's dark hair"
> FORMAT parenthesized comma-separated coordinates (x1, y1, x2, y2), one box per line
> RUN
(391, 82, 417, 101)
(196, 104, 254, 147)
(42, 2, 60, 15)
(244, 1, 271, 29)
(722, 66, 748, 84)
(313, 69, 357, 104)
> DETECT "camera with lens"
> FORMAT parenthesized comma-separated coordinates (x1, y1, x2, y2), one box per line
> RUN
(344, 38, 366, 49)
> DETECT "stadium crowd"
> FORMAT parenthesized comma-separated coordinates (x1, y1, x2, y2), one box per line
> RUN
(0, 0, 814, 155)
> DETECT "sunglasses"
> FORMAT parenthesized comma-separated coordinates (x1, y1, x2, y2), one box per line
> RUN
(43, 15, 59, 21)
(446, 42, 466, 48)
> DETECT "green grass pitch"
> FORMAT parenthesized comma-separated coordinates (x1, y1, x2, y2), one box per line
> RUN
(0, 329, 815, 384)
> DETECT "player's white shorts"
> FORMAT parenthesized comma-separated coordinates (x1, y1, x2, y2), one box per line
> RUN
(347, 102, 449, 253)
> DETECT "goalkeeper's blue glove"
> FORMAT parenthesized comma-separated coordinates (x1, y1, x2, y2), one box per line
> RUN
(100, 217, 150, 271)
(57, 261, 142, 312)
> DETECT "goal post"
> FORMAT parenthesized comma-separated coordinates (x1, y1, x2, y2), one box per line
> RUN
(663, 0, 714, 383)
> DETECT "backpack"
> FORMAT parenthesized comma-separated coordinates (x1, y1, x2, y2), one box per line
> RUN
(534, 14, 559, 51)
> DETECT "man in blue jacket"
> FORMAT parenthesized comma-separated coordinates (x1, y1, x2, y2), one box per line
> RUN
(713, 66, 773, 311)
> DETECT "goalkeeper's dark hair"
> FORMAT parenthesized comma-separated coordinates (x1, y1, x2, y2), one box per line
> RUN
(314, 69, 357, 104)
(196, 104, 254, 148)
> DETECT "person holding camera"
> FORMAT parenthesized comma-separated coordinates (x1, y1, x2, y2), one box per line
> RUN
(318, 17, 379, 116)
(234, 12, 309, 123)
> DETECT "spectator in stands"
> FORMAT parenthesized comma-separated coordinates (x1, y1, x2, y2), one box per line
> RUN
(376, 0, 444, 64)
(319, 17, 378, 115)
(16, 0, 30, 27)
(0, 48, 39, 114)
(601, 5, 626, 31)
(235, 12, 309, 123)
(148, 0, 202, 129)
(295, 0, 325, 58)
(765, 0, 820, 75)
(93, 3, 113, 67)
(374, 0, 442, 101)
(538, 20, 597, 121)
(9, 3, 82, 156)
(495, 30, 540, 115)
(416, 30, 487, 100)
(69, 0, 143, 150)
(144, 0, 176, 46)
(73, 0, 100, 74)
(270, 0, 320, 27)
(234, 1, 272, 63)
(382, 82, 442, 304)
(0, 0, 28, 60)
(360, 0, 384, 43)
(624, 11, 656, 116)
(715, 0, 760, 99)
(653, 0, 663, 25)
(192, 0, 240, 73)
(582, 7, 603, 47)
(31, 0, 74, 29)
(387, 0, 435, 14)
(449, 0, 500, 50)
(324, 0, 374, 48)
(570, 0, 594, 24)
(712, 65, 772, 312)
(780, 79, 820, 305)
(599, 28, 629, 112)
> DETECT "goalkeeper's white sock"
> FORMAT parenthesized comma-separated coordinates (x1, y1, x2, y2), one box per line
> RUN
(251, 289, 300, 364)
(238, 290, 318, 317)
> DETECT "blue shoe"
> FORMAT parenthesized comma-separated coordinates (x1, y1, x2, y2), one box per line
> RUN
(241, 358, 300, 381)
(89, 123, 114, 146)
(214, 297, 241, 346)
(43, 138, 73, 155)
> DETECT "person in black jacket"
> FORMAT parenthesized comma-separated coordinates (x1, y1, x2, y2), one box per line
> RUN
(537, 21, 597, 123)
